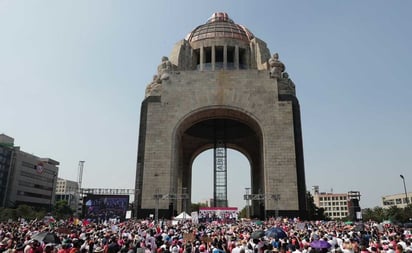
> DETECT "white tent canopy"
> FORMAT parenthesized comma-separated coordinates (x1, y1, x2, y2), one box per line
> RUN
(174, 211, 192, 220)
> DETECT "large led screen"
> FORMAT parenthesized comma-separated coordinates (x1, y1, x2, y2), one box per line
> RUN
(83, 194, 129, 221)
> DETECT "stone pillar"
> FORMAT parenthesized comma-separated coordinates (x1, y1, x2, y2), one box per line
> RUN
(200, 46, 204, 71)
(212, 45, 216, 71)
(223, 45, 227, 70)
(235, 45, 239, 70)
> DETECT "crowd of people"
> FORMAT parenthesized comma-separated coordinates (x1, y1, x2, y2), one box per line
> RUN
(0, 217, 411, 253)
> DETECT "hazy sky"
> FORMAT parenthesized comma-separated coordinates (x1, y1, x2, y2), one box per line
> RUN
(1, 1, 411, 210)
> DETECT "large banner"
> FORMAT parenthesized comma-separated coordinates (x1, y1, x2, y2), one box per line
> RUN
(198, 207, 238, 223)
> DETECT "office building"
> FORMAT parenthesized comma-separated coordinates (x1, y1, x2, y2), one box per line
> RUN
(0, 134, 59, 210)
(312, 186, 361, 220)
(382, 192, 411, 208)
(55, 178, 79, 212)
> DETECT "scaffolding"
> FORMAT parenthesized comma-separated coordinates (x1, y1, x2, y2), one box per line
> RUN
(214, 119, 228, 207)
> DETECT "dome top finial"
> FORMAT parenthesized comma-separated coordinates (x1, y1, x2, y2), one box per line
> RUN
(207, 12, 234, 23)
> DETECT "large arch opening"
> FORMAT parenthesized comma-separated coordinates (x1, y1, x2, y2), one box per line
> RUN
(171, 107, 265, 218)
(191, 149, 251, 209)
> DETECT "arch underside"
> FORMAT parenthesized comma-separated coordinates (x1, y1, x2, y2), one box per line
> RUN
(173, 107, 264, 217)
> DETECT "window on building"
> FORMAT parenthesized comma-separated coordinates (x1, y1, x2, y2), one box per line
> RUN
(402, 197, 409, 204)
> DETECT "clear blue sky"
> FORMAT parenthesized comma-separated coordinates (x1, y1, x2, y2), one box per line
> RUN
(1, 1, 411, 210)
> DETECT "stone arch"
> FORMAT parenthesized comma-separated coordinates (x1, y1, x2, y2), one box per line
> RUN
(135, 12, 307, 220)
(169, 106, 265, 216)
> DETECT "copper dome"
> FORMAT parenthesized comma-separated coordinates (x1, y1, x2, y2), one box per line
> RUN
(186, 12, 254, 43)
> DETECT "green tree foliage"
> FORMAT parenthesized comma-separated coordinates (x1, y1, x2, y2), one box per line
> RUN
(401, 204, 412, 222)
(0, 205, 46, 221)
(16, 205, 35, 219)
(306, 191, 327, 220)
(386, 206, 403, 223)
(0, 208, 16, 221)
(362, 208, 376, 221)
(190, 202, 208, 213)
(238, 206, 248, 218)
(53, 200, 74, 220)
(362, 204, 411, 223)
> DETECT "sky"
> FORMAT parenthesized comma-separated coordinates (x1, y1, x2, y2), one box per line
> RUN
(1, 1, 411, 211)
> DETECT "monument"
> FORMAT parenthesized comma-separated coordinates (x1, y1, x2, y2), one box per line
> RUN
(135, 12, 306, 219)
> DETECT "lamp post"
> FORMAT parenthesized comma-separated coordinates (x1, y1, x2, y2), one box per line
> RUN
(400, 175, 409, 205)
(272, 194, 280, 218)
(182, 187, 187, 221)
(153, 188, 162, 224)
(244, 187, 250, 219)
(49, 172, 57, 213)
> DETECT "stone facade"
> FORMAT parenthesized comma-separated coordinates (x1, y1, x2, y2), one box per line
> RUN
(135, 13, 306, 219)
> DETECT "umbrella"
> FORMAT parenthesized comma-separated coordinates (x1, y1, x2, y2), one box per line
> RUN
(265, 227, 287, 239)
(255, 221, 264, 225)
(31, 232, 61, 244)
(251, 230, 265, 239)
(310, 240, 331, 249)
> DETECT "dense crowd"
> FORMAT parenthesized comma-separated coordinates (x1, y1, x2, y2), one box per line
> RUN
(0, 218, 411, 253)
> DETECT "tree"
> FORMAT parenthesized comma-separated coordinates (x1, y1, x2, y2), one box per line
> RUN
(362, 206, 385, 222)
(53, 200, 74, 220)
(14, 205, 46, 220)
(401, 204, 412, 222)
(362, 208, 375, 221)
(190, 202, 208, 213)
(0, 208, 16, 221)
(16, 205, 35, 220)
(306, 191, 327, 220)
(238, 206, 248, 218)
(386, 205, 403, 223)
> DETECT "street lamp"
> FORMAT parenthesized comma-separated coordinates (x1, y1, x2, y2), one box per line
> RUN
(272, 194, 281, 218)
(400, 175, 409, 205)
(153, 189, 162, 224)
(244, 187, 251, 219)
(49, 172, 57, 213)
(182, 187, 187, 221)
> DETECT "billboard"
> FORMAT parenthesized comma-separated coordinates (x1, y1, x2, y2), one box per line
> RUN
(83, 194, 129, 221)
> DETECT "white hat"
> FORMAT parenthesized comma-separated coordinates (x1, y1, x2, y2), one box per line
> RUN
(95, 246, 104, 253)
(171, 246, 179, 253)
